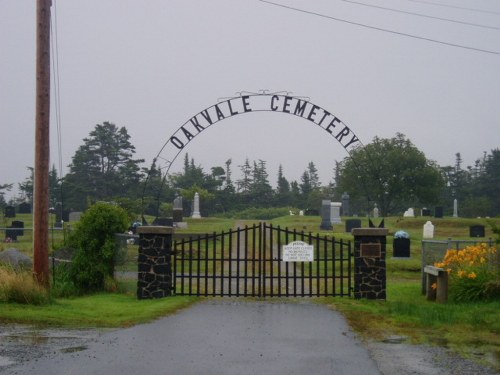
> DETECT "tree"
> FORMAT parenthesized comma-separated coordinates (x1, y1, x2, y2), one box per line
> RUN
(64, 122, 144, 210)
(0, 183, 13, 209)
(335, 133, 444, 216)
(249, 160, 273, 207)
(276, 164, 291, 206)
(236, 158, 253, 193)
(478, 149, 500, 215)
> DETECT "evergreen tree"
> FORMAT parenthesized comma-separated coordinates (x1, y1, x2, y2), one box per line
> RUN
(64, 122, 144, 210)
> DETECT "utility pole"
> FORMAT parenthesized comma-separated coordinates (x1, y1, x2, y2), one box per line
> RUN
(33, 0, 51, 288)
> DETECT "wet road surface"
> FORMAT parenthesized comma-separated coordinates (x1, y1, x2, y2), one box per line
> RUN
(1, 300, 381, 375)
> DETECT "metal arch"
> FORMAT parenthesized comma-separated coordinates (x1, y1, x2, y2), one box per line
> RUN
(141, 92, 364, 219)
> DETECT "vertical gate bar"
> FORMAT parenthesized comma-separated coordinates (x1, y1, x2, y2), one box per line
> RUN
(221, 231, 225, 296)
(204, 234, 209, 296)
(300, 231, 305, 297)
(269, 224, 274, 297)
(244, 226, 249, 296)
(285, 228, 289, 296)
(347, 241, 352, 297)
(188, 237, 194, 295)
(236, 228, 241, 296)
(340, 238, 345, 295)
(324, 235, 328, 296)
(315, 235, 320, 296)
(277, 226, 282, 297)
(333, 238, 337, 296)
(293, 228, 297, 297)
(196, 236, 201, 296)
(253, 224, 258, 297)
(264, 223, 269, 297)
(173, 240, 177, 295)
(308, 232, 313, 297)
(259, 223, 266, 297)
(180, 239, 185, 295)
(228, 229, 232, 296)
(212, 232, 217, 296)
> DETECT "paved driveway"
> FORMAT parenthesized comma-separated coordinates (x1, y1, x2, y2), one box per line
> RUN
(1, 300, 380, 375)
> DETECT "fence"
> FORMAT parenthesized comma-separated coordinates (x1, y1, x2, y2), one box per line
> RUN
(421, 238, 496, 294)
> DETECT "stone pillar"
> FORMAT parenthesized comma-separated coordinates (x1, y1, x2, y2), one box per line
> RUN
(352, 228, 388, 300)
(137, 226, 173, 299)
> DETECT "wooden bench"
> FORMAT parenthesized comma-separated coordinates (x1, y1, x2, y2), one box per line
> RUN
(424, 265, 448, 303)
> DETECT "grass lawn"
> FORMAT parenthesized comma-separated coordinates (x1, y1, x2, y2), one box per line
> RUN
(1, 215, 498, 369)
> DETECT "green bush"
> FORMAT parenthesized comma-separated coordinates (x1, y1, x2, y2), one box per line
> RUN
(68, 202, 129, 293)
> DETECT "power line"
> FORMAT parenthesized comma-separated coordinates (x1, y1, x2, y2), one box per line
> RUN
(403, 0, 500, 16)
(50, 0, 65, 207)
(342, 0, 500, 31)
(258, 0, 500, 55)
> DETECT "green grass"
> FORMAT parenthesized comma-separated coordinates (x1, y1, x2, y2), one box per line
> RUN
(0, 293, 198, 328)
(1, 214, 498, 368)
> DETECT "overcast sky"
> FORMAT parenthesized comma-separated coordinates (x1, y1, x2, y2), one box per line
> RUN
(1, 0, 499, 199)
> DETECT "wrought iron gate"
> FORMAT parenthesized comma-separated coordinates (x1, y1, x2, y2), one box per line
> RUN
(173, 223, 352, 297)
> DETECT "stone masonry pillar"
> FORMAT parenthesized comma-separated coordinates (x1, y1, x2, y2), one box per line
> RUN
(137, 226, 173, 299)
(352, 228, 388, 300)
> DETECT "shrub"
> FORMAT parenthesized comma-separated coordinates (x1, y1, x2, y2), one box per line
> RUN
(435, 243, 499, 302)
(0, 266, 50, 305)
(68, 202, 129, 293)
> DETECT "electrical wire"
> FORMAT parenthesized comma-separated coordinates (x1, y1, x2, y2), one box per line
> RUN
(50, 0, 65, 210)
(403, 0, 500, 16)
(258, 0, 500, 55)
(341, 0, 500, 31)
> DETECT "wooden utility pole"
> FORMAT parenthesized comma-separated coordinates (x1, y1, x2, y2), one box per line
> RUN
(33, 0, 51, 288)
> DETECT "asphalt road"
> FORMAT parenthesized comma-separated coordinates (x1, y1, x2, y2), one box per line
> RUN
(1, 300, 381, 375)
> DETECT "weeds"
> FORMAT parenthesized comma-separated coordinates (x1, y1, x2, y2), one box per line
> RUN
(0, 265, 50, 305)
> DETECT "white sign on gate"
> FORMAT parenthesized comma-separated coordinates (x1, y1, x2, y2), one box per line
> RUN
(282, 241, 314, 262)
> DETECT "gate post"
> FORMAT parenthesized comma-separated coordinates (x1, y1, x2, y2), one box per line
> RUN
(136, 226, 173, 299)
(352, 228, 388, 300)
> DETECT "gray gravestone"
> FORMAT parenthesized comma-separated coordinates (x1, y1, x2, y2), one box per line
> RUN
(341, 192, 350, 216)
(173, 195, 183, 222)
(320, 200, 332, 230)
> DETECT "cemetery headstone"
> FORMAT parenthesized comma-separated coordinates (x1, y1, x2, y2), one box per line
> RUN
(18, 202, 31, 214)
(345, 219, 362, 233)
(320, 200, 332, 230)
(11, 220, 24, 237)
(331, 202, 342, 224)
(403, 208, 415, 217)
(453, 199, 458, 218)
(393, 231, 410, 258)
(469, 225, 485, 238)
(4, 206, 15, 218)
(152, 217, 173, 226)
(373, 204, 379, 218)
(173, 195, 183, 223)
(421, 208, 431, 216)
(192, 192, 201, 219)
(423, 221, 434, 239)
(434, 206, 443, 218)
(341, 192, 350, 216)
